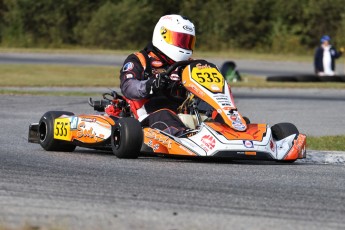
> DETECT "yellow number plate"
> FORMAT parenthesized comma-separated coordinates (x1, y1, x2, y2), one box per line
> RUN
(54, 118, 71, 141)
(191, 67, 224, 93)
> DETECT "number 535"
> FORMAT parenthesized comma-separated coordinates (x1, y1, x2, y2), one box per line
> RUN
(196, 72, 221, 83)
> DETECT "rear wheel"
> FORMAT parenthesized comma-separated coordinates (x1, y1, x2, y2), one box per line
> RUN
(111, 117, 143, 159)
(39, 111, 76, 152)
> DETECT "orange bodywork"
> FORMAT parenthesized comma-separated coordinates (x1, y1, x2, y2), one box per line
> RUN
(205, 122, 267, 141)
(69, 115, 114, 143)
(284, 134, 307, 160)
(143, 128, 198, 156)
(181, 64, 247, 131)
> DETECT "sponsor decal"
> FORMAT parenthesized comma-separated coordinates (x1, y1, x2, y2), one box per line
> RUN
(214, 95, 228, 100)
(196, 63, 212, 69)
(185, 83, 205, 97)
(270, 139, 275, 152)
(123, 62, 134, 72)
(151, 60, 163, 68)
(183, 25, 194, 32)
(126, 73, 133, 79)
(81, 117, 96, 122)
(76, 122, 104, 140)
(211, 84, 220, 91)
(232, 122, 246, 131)
(153, 144, 160, 151)
(230, 114, 237, 121)
(70, 117, 78, 129)
(77, 122, 96, 139)
(145, 129, 172, 149)
(152, 68, 166, 75)
(161, 16, 173, 20)
(243, 140, 254, 148)
(201, 135, 216, 152)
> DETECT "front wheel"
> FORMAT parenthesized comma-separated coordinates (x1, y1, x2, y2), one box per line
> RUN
(272, 123, 299, 163)
(111, 117, 143, 159)
(38, 111, 76, 152)
(271, 122, 299, 141)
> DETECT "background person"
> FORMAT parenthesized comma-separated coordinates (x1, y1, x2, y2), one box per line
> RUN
(314, 35, 344, 76)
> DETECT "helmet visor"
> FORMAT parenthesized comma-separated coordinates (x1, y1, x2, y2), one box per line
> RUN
(161, 27, 195, 50)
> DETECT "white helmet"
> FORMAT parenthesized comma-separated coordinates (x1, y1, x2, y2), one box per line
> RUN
(152, 15, 196, 62)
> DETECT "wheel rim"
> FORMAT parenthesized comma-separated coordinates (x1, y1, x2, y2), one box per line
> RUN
(113, 127, 121, 150)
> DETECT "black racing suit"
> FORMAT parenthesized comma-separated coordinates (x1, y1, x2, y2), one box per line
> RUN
(119, 43, 187, 136)
(314, 45, 342, 74)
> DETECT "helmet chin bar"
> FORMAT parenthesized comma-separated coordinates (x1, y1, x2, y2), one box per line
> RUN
(153, 46, 176, 64)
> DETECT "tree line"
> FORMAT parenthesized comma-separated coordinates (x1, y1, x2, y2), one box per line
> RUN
(0, 0, 345, 54)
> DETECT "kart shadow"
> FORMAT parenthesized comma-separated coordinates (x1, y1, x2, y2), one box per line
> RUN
(73, 148, 303, 165)
(74, 148, 113, 156)
(139, 155, 303, 165)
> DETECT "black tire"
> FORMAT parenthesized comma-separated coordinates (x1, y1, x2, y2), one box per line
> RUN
(111, 117, 143, 159)
(266, 76, 298, 82)
(295, 75, 320, 82)
(318, 76, 343, 82)
(220, 61, 242, 82)
(271, 123, 299, 141)
(338, 75, 345, 82)
(38, 111, 76, 152)
(243, 116, 250, 124)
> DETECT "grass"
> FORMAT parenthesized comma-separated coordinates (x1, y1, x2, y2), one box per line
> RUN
(0, 64, 120, 87)
(307, 136, 345, 151)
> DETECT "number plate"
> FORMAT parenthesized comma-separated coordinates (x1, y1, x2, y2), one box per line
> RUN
(54, 118, 71, 141)
(191, 66, 224, 93)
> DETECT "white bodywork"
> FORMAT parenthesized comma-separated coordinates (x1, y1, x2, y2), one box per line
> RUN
(178, 123, 297, 160)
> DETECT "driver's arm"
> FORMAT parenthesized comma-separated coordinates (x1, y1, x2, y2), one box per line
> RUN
(120, 55, 151, 100)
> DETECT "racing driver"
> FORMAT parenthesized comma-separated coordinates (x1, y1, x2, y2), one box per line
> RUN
(117, 14, 196, 136)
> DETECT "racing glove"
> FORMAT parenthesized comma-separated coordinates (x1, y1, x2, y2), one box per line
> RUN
(169, 68, 180, 81)
(145, 73, 168, 95)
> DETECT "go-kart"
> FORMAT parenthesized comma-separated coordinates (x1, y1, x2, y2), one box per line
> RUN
(28, 60, 306, 162)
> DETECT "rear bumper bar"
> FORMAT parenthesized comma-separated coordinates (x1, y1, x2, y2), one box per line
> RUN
(28, 123, 39, 143)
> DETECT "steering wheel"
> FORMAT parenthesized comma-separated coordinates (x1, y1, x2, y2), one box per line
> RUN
(162, 59, 207, 102)
(164, 59, 206, 76)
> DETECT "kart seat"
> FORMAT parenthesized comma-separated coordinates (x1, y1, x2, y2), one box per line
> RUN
(177, 114, 208, 129)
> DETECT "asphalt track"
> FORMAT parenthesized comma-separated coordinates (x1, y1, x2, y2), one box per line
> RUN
(1, 89, 345, 230)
